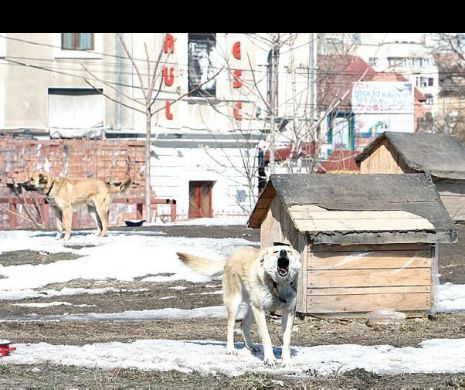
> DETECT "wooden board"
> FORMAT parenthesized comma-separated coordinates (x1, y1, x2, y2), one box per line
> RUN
(308, 250, 432, 269)
(307, 268, 431, 288)
(311, 243, 431, 252)
(438, 193, 465, 222)
(308, 285, 431, 296)
(296, 238, 308, 313)
(303, 243, 435, 315)
(306, 292, 431, 313)
(289, 209, 435, 232)
(359, 142, 405, 174)
(290, 209, 429, 220)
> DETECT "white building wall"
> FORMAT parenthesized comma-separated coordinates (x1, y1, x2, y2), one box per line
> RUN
(150, 143, 259, 219)
(127, 33, 269, 219)
(1, 33, 118, 130)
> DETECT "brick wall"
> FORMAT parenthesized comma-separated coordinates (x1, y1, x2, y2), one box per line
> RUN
(0, 137, 147, 230)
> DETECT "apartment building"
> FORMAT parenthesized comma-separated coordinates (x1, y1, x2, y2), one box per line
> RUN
(319, 33, 438, 121)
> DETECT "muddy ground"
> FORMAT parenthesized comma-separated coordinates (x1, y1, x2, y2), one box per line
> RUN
(0, 224, 465, 388)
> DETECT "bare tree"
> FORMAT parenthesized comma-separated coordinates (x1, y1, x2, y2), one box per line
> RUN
(83, 33, 223, 222)
(191, 33, 364, 213)
(240, 33, 361, 174)
(431, 33, 465, 142)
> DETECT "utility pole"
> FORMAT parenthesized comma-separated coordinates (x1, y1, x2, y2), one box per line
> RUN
(309, 32, 318, 141)
(269, 34, 280, 174)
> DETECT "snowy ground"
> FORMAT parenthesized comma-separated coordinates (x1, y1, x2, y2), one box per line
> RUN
(1, 219, 465, 377)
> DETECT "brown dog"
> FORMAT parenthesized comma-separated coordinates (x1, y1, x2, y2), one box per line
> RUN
(23, 172, 132, 240)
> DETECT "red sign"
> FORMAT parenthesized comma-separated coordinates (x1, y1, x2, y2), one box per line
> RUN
(165, 101, 173, 120)
(164, 34, 175, 54)
(232, 39, 243, 121)
(163, 66, 174, 86)
(164, 34, 175, 120)
(234, 102, 242, 121)
(233, 69, 242, 88)
(232, 41, 241, 60)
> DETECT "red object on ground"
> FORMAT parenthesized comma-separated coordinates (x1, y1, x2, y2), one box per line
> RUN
(0, 340, 16, 356)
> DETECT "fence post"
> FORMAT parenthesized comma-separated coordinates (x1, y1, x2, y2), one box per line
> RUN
(170, 200, 176, 222)
(9, 202, 17, 230)
(40, 203, 49, 228)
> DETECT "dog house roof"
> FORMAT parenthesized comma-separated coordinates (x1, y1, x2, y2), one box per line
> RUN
(247, 173, 457, 244)
(355, 131, 465, 179)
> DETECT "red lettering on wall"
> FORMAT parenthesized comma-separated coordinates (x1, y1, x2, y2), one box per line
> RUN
(163, 67, 174, 86)
(165, 101, 173, 120)
(232, 41, 241, 60)
(233, 69, 242, 88)
(234, 102, 242, 121)
(164, 34, 175, 54)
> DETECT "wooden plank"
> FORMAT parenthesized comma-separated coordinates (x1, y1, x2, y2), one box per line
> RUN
(360, 142, 405, 174)
(260, 200, 283, 248)
(438, 193, 465, 221)
(301, 311, 427, 319)
(307, 285, 431, 296)
(306, 292, 431, 313)
(308, 268, 431, 288)
(295, 217, 434, 232)
(310, 231, 448, 245)
(288, 204, 326, 213)
(296, 238, 308, 313)
(290, 209, 428, 220)
(308, 250, 432, 269)
(311, 243, 431, 252)
(9, 203, 17, 230)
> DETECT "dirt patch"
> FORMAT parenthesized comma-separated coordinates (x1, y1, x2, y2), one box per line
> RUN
(0, 249, 81, 266)
(1, 224, 465, 387)
(2, 363, 465, 389)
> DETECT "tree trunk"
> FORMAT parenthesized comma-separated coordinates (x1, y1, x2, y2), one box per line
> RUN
(145, 109, 152, 222)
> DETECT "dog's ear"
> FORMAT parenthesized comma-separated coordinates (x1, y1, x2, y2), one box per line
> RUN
(39, 173, 48, 185)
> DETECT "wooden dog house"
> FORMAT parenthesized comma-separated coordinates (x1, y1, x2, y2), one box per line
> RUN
(247, 173, 457, 318)
(355, 131, 465, 222)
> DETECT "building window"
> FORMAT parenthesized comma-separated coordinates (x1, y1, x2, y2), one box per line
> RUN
(188, 33, 217, 97)
(236, 189, 247, 203)
(368, 57, 378, 67)
(387, 57, 405, 67)
(417, 77, 434, 87)
(420, 58, 431, 67)
(351, 33, 361, 44)
(61, 33, 94, 50)
(424, 93, 434, 105)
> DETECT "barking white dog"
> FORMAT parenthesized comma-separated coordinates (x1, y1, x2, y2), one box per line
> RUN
(177, 244, 301, 366)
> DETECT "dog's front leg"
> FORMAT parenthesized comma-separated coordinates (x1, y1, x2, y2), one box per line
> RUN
(281, 309, 295, 367)
(250, 305, 276, 366)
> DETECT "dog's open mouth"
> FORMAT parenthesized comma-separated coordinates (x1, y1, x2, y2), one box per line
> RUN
(277, 256, 289, 277)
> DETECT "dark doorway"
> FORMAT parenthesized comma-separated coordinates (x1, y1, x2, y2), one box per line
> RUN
(188, 181, 213, 218)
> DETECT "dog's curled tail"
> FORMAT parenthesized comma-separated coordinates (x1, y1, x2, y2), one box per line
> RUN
(176, 252, 225, 279)
(108, 176, 132, 194)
